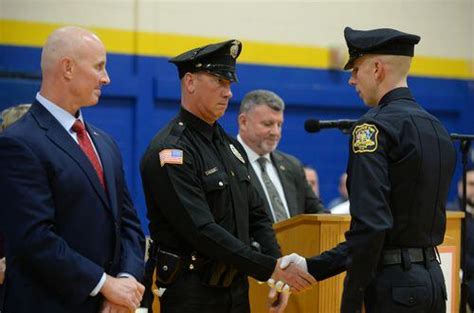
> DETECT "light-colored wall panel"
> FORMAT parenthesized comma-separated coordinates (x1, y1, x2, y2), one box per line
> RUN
(2, 0, 472, 59)
(1, 0, 136, 30)
(139, 1, 473, 59)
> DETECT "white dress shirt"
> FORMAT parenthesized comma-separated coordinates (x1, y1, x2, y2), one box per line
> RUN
(237, 135, 290, 221)
(36, 93, 102, 164)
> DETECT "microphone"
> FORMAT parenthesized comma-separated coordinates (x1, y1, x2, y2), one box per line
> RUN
(450, 133, 474, 141)
(304, 119, 356, 133)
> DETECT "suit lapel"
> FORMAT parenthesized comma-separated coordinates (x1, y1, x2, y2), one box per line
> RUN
(271, 152, 298, 217)
(248, 164, 275, 223)
(88, 125, 118, 218)
(30, 102, 112, 213)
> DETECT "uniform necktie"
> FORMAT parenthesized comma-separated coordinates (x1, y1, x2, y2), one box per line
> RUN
(257, 157, 288, 222)
(72, 120, 105, 188)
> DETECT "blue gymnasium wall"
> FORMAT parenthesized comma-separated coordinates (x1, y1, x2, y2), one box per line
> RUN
(1, 44, 473, 232)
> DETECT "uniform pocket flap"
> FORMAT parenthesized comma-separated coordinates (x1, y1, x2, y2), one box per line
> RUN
(202, 172, 228, 192)
(392, 285, 428, 307)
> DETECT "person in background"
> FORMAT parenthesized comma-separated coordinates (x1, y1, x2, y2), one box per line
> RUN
(140, 40, 315, 313)
(1, 103, 31, 131)
(303, 165, 320, 198)
(237, 89, 325, 224)
(0, 26, 145, 313)
(327, 172, 348, 210)
(279, 27, 456, 313)
(0, 103, 31, 303)
(448, 165, 474, 310)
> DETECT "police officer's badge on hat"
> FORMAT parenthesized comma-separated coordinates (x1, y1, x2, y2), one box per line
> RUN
(169, 39, 242, 82)
(343, 27, 421, 70)
(352, 123, 379, 154)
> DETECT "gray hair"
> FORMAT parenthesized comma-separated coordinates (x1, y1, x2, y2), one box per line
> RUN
(239, 89, 285, 114)
(1, 103, 31, 131)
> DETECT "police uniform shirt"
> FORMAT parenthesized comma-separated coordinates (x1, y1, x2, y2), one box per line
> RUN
(140, 108, 281, 282)
(237, 135, 291, 221)
(306, 87, 456, 311)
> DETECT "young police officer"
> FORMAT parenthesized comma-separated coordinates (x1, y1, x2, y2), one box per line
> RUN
(281, 27, 456, 313)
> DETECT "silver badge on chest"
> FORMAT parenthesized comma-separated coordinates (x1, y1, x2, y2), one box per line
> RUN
(229, 144, 245, 164)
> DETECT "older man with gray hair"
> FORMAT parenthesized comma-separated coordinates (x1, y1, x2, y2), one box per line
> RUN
(237, 89, 325, 223)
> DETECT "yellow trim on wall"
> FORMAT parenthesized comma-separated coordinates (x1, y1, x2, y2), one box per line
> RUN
(1, 19, 472, 79)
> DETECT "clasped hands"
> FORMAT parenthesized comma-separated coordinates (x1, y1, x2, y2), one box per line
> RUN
(100, 275, 145, 313)
(267, 253, 315, 313)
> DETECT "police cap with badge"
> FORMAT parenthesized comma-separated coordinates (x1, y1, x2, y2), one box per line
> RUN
(344, 27, 421, 154)
(343, 27, 420, 70)
(169, 39, 242, 82)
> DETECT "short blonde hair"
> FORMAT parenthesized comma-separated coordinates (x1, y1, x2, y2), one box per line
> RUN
(1, 104, 31, 131)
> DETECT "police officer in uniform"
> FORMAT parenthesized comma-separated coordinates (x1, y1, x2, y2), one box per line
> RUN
(280, 27, 456, 313)
(140, 40, 315, 313)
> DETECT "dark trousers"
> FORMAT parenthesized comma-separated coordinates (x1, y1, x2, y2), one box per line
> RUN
(364, 259, 447, 313)
(141, 258, 155, 310)
(160, 271, 250, 313)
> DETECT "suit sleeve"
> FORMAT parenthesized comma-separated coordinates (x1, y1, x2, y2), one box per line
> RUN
(0, 136, 103, 304)
(140, 144, 277, 281)
(117, 161, 145, 281)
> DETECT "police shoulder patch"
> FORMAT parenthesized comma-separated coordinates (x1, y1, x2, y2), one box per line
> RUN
(352, 123, 379, 153)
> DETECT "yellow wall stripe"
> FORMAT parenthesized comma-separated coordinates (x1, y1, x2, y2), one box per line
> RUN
(1, 19, 472, 80)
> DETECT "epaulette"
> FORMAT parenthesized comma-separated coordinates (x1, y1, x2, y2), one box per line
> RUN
(165, 119, 187, 146)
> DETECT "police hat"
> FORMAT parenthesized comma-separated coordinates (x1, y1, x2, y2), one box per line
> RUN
(169, 39, 242, 82)
(343, 27, 420, 70)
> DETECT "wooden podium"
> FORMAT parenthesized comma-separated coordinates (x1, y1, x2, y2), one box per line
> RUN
(249, 212, 464, 313)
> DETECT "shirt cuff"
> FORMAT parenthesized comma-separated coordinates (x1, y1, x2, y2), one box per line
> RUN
(90, 272, 106, 296)
(117, 272, 134, 279)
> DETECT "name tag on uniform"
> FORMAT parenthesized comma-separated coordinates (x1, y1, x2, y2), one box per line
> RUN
(205, 167, 218, 176)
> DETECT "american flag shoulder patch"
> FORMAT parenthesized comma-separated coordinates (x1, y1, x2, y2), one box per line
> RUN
(159, 149, 183, 167)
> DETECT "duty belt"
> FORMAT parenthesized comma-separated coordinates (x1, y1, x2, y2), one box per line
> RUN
(382, 247, 437, 266)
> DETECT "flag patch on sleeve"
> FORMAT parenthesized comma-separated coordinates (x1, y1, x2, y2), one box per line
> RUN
(159, 149, 183, 166)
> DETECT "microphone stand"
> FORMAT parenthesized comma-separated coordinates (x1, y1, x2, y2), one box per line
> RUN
(451, 133, 473, 313)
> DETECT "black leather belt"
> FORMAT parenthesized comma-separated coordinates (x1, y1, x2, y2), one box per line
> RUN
(382, 247, 437, 265)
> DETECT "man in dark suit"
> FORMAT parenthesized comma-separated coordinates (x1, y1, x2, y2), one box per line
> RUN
(237, 89, 325, 223)
(0, 26, 145, 313)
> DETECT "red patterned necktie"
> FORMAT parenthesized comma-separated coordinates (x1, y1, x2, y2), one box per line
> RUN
(72, 120, 105, 188)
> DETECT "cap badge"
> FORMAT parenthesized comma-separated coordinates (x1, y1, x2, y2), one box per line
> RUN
(229, 144, 245, 163)
(230, 41, 240, 59)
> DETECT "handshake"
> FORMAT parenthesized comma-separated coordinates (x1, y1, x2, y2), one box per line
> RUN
(267, 253, 315, 313)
